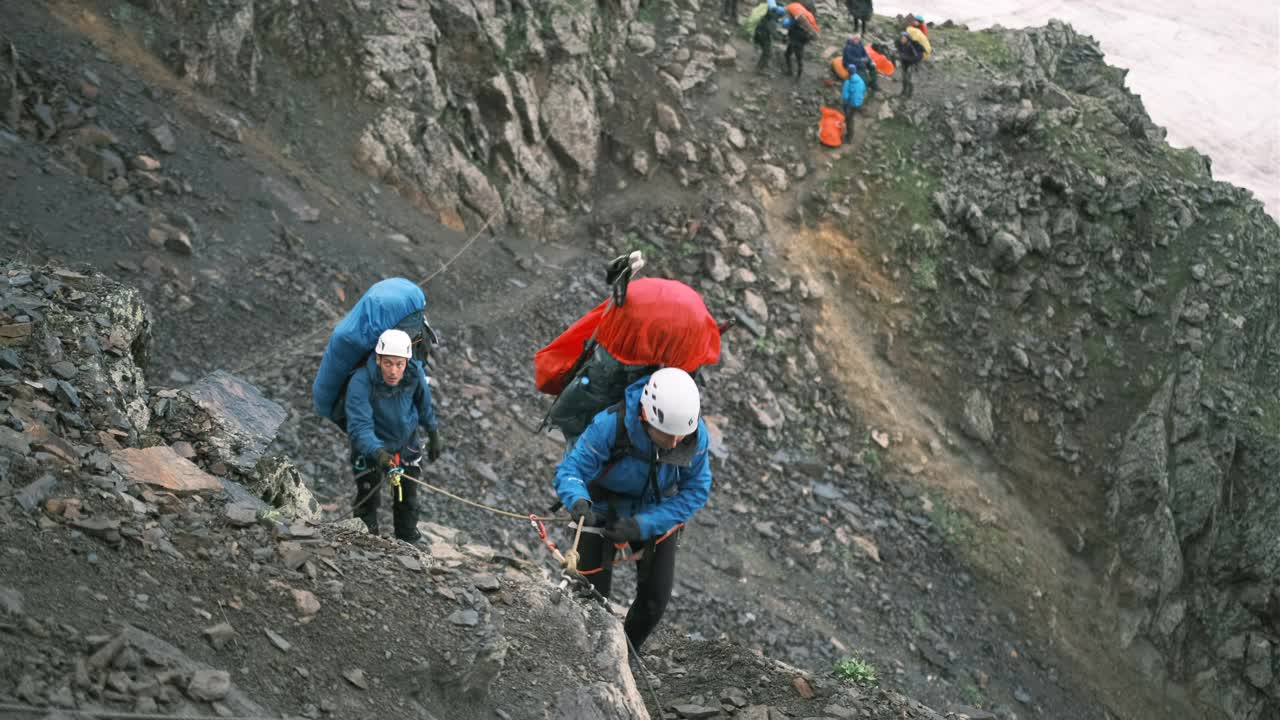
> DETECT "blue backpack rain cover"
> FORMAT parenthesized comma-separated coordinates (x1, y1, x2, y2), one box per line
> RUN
(312, 278, 426, 426)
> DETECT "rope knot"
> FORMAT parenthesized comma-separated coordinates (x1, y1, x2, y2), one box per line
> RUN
(561, 549, 580, 572)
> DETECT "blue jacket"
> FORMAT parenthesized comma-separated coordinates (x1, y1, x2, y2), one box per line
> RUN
(842, 73, 866, 108)
(555, 377, 712, 540)
(842, 39, 869, 72)
(344, 354, 438, 460)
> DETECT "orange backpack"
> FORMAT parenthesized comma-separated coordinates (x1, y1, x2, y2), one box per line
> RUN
(830, 56, 850, 80)
(818, 106, 845, 147)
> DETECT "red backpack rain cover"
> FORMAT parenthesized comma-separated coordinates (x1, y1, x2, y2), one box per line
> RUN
(534, 278, 721, 395)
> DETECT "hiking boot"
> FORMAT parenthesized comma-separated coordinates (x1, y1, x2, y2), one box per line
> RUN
(400, 533, 428, 547)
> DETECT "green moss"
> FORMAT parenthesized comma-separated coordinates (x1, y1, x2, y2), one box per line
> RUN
(927, 492, 973, 544)
(911, 256, 938, 291)
(500, 10, 530, 71)
(937, 27, 1016, 69)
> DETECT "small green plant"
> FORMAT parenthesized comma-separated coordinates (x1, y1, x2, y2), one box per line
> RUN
(636, 0, 668, 25)
(961, 683, 985, 706)
(109, 3, 135, 24)
(911, 256, 938, 291)
(835, 656, 878, 686)
(861, 448, 880, 468)
(927, 492, 973, 543)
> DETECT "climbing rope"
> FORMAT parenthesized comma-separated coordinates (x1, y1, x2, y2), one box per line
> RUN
(224, 189, 510, 379)
(392, 469, 574, 524)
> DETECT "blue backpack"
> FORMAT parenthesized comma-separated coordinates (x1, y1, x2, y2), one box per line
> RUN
(312, 278, 434, 429)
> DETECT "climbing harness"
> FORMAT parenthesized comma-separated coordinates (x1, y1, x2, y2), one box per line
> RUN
(529, 514, 683, 576)
(387, 454, 405, 503)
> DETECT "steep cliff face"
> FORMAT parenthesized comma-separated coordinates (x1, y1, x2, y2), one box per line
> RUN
(138, 0, 643, 235)
(851, 20, 1280, 718)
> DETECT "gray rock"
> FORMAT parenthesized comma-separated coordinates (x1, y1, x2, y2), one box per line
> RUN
(0, 426, 30, 455)
(243, 456, 320, 520)
(80, 148, 125, 183)
(628, 34, 657, 55)
(632, 149, 651, 176)
(264, 628, 292, 653)
(473, 573, 501, 592)
(961, 389, 995, 444)
(742, 290, 769, 323)
(0, 586, 23, 616)
(1245, 634, 1273, 689)
(184, 371, 286, 474)
(149, 124, 177, 153)
(654, 131, 671, 159)
(552, 682, 647, 720)
(655, 102, 681, 132)
(202, 622, 236, 650)
(673, 704, 720, 719)
(50, 360, 77, 379)
(164, 231, 194, 256)
(718, 201, 762, 241)
(542, 78, 599, 176)
(705, 251, 732, 283)
(990, 231, 1027, 271)
(15, 474, 57, 511)
(186, 666, 231, 702)
(449, 609, 480, 626)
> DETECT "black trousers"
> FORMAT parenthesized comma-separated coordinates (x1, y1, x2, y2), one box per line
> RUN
(844, 105, 857, 141)
(900, 62, 915, 97)
(578, 527, 680, 650)
(754, 33, 772, 70)
(784, 40, 806, 77)
(353, 463, 422, 541)
(721, 0, 739, 18)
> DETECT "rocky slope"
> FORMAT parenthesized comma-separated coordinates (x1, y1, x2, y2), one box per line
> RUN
(0, 261, 956, 720)
(5, 0, 1277, 719)
(808, 19, 1280, 720)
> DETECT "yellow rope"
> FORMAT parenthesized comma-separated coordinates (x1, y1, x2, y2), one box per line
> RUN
(562, 518, 585, 572)
(399, 473, 573, 524)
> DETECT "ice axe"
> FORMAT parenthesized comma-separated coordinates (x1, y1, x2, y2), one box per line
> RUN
(605, 250, 645, 307)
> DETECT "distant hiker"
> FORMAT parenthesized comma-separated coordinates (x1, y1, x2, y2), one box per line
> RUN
(904, 20, 931, 60)
(345, 329, 442, 543)
(910, 13, 929, 35)
(721, 0, 740, 21)
(842, 33, 869, 73)
(846, 0, 872, 35)
(895, 31, 924, 98)
(842, 68, 866, 142)
(783, 3, 819, 78)
(843, 33, 880, 93)
(555, 369, 712, 650)
(749, 2, 786, 74)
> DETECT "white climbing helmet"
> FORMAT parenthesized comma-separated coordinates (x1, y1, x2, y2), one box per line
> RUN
(640, 368, 701, 436)
(375, 329, 413, 359)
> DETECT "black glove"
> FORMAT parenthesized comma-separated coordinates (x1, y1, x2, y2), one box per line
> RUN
(568, 499, 597, 527)
(427, 429, 441, 463)
(604, 517, 643, 543)
(374, 448, 394, 471)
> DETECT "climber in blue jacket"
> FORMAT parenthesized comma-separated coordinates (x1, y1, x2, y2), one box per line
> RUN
(555, 368, 712, 649)
(345, 328, 441, 542)
(842, 69, 867, 142)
